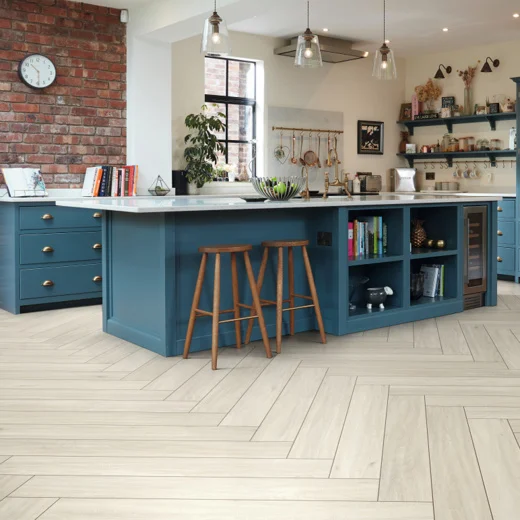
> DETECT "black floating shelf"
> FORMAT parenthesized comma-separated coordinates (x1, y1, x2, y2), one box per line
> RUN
(397, 112, 516, 136)
(396, 150, 517, 168)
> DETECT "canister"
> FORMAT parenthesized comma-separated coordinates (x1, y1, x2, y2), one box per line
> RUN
(459, 137, 468, 152)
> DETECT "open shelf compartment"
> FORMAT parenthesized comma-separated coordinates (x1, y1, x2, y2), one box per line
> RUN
(410, 205, 459, 253)
(348, 260, 404, 317)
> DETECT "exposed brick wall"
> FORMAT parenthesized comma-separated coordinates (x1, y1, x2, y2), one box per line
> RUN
(0, 0, 126, 188)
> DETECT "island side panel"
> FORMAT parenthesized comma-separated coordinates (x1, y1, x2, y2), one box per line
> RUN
(102, 211, 176, 356)
(173, 207, 340, 355)
(0, 204, 19, 314)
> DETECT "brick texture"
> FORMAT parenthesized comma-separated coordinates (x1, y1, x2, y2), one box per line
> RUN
(0, 0, 126, 188)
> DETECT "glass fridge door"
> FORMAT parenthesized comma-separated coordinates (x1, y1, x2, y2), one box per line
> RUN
(464, 206, 488, 292)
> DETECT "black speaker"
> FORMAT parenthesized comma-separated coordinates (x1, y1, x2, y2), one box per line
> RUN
(171, 170, 188, 195)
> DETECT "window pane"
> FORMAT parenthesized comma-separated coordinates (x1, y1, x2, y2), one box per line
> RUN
(227, 104, 253, 141)
(228, 60, 255, 99)
(227, 143, 254, 175)
(205, 103, 226, 140)
(204, 57, 226, 96)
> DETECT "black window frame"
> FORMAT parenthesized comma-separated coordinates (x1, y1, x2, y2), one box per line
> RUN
(204, 56, 257, 176)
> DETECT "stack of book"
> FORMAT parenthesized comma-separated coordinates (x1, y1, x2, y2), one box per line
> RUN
(82, 165, 138, 197)
(348, 217, 388, 258)
(420, 264, 445, 298)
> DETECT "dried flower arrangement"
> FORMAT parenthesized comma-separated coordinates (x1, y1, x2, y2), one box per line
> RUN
(457, 63, 479, 88)
(415, 78, 442, 111)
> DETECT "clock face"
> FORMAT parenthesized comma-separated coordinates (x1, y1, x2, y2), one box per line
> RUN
(18, 54, 56, 90)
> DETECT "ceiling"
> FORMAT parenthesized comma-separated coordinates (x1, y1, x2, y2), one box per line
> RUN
(75, 0, 520, 55)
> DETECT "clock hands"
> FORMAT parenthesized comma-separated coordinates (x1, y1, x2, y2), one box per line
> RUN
(31, 64, 40, 74)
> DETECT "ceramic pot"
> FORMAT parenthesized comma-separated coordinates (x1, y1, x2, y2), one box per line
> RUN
(187, 183, 200, 195)
(366, 286, 393, 310)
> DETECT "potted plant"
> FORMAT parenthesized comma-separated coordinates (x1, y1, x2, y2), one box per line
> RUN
(184, 105, 226, 192)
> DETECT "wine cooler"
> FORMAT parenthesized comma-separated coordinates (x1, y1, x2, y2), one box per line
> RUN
(463, 206, 488, 310)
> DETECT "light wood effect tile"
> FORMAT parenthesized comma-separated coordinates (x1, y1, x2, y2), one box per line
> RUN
(0, 475, 33, 500)
(426, 396, 520, 407)
(14, 475, 379, 501)
(0, 498, 57, 520)
(143, 359, 209, 391)
(221, 358, 300, 427)
(253, 367, 326, 442)
(390, 385, 520, 396)
(331, 385, 388, 478)
(387, 322, 414, 343)
(426, 407, 492, 520)
(290, 376, 355, 459)
(509, 420, 520, 433)
(485, 326, 520, 369)
(0, 456, 332, 478)
(37, 499, 434, 520)
(460, 324, 503, 362)
(379, 396, 431, 501)
(414, 319, 441, 349)
(469, 419, 520, 520)
(437, 320, 471, 355)
(465, 407, 520, 419)
(104, 349, 157, 372)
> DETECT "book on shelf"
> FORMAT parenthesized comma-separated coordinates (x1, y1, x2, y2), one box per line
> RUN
(420, 264, 445, 298)
(82, 165, 139, 197)
(2, 168, 47, 197)
(348, 216, 387, 258)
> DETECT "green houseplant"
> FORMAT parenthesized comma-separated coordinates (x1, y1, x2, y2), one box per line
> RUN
(184, 105, 226, 189)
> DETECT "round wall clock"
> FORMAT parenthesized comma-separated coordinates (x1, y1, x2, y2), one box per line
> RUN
(18, 54, 56, 90)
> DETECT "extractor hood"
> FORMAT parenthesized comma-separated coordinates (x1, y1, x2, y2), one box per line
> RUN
(274, 36, 368, 64)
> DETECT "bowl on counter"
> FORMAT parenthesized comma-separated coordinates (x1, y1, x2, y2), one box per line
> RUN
(251, 176, 305, 201)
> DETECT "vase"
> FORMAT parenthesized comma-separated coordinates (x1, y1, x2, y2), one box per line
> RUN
(463, 87, 473, 116)
(399, 132, 409, 154)
(187, 183, 200, 195)
(411, 219, 427, 248)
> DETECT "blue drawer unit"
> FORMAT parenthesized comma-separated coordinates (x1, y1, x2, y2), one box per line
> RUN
(497, 197, 517, 281)
(0, 201, 102, 314)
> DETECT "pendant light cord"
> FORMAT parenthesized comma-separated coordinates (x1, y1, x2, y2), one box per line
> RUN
(214, 0, 217, 12)
(307, 1, 310, 29)
(383, 0, 386, 42)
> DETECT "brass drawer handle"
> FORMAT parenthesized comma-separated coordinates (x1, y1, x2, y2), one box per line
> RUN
(42, 280, 54, 287)
(497, 206, 503, 212)
(497, 230, 503, 236)
(497, 256, 503, 263)
(92, 243, 102, 250)
(93, 212, 102, 218)
(93, 276, 102, 282)
(41, 214, 53, 220)
(42, 246, 54, 253)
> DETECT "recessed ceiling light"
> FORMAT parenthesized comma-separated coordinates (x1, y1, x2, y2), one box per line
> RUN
(323, 28, 329, 32)
(514, 13, 520, 18)
(443, 27, 449, 32)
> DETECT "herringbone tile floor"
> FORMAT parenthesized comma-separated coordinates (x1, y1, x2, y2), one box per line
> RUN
(1, 281, 520, 519)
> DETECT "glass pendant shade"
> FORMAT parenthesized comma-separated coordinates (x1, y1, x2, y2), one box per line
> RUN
(201, 9, 231, 56)
(295, 30, 322, 68)
(372, 43, 397, 80)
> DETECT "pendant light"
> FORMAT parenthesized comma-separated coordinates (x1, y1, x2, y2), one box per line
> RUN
(201, 0, 231, 56)
(295, 1, 322, 68)
(372, 0, 397, 80)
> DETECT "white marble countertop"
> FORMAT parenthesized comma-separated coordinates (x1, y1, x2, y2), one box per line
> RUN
(56, 193, 502, 214)
(417, 191, 516, 198)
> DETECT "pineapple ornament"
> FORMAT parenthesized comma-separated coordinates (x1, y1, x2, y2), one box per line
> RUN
(411, 219, 427, 248)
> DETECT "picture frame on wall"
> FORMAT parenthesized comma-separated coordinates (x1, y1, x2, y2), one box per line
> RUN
(399, 103, 412, 121)
(357, 120, 384, 155)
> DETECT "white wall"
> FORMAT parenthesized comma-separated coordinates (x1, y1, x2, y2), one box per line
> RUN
(405, 40, 519, 193)
(172, 31, 407, 190)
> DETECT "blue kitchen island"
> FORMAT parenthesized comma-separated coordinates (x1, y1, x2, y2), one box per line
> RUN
(57, 194, 499, 357)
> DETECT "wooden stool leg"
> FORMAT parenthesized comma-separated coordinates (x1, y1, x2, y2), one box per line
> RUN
(288, 246, 295, 336)
(211, 253, 221, 370)
(302, 246, 327, 344)
(230, 252, 241, 350)
(245, 247, 269, 345)
(183, 253, 208, 359)
(276, 246, 284, 354)
(244, 251, 272, 359)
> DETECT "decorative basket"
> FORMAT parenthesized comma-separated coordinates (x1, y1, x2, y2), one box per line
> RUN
(251, 176, 305, 201)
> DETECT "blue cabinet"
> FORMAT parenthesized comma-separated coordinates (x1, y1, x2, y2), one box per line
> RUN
(0, 201, 102, 314)
(497, 197, 516, 278)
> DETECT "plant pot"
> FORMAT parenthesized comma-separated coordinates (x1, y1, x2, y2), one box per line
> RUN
(187, 183, 200, 195)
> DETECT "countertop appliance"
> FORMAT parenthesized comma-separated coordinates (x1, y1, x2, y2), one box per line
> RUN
(390, 168, 416, 192)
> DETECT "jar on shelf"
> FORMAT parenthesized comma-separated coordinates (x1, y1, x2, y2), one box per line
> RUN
(459, 137, 468, 152)
(448, 137, 459, 152)
(441, 133, 451, 152)
(490, 138, 502, 150)
(467, 136, 475, 151)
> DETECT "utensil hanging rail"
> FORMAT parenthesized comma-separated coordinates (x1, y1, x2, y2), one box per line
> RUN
(413, 159, 516, 165)
(272, 126, 344, 134)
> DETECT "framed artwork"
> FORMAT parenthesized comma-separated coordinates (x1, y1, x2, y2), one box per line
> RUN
(357, 120, 384, 155)
(488, 102, 500, 114)
(442, 96, 455, 108)
(399, 103, 412, 121)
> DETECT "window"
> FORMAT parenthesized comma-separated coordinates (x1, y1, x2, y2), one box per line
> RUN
(204, 57, 256, 176)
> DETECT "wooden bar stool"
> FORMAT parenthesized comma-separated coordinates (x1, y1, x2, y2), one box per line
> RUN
(183, 244, 272, 370)
(245, 239, 326, 353)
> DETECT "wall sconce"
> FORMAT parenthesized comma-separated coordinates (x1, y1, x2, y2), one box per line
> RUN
(481, 57, 500, 73)
(434, 64, 452, 79)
